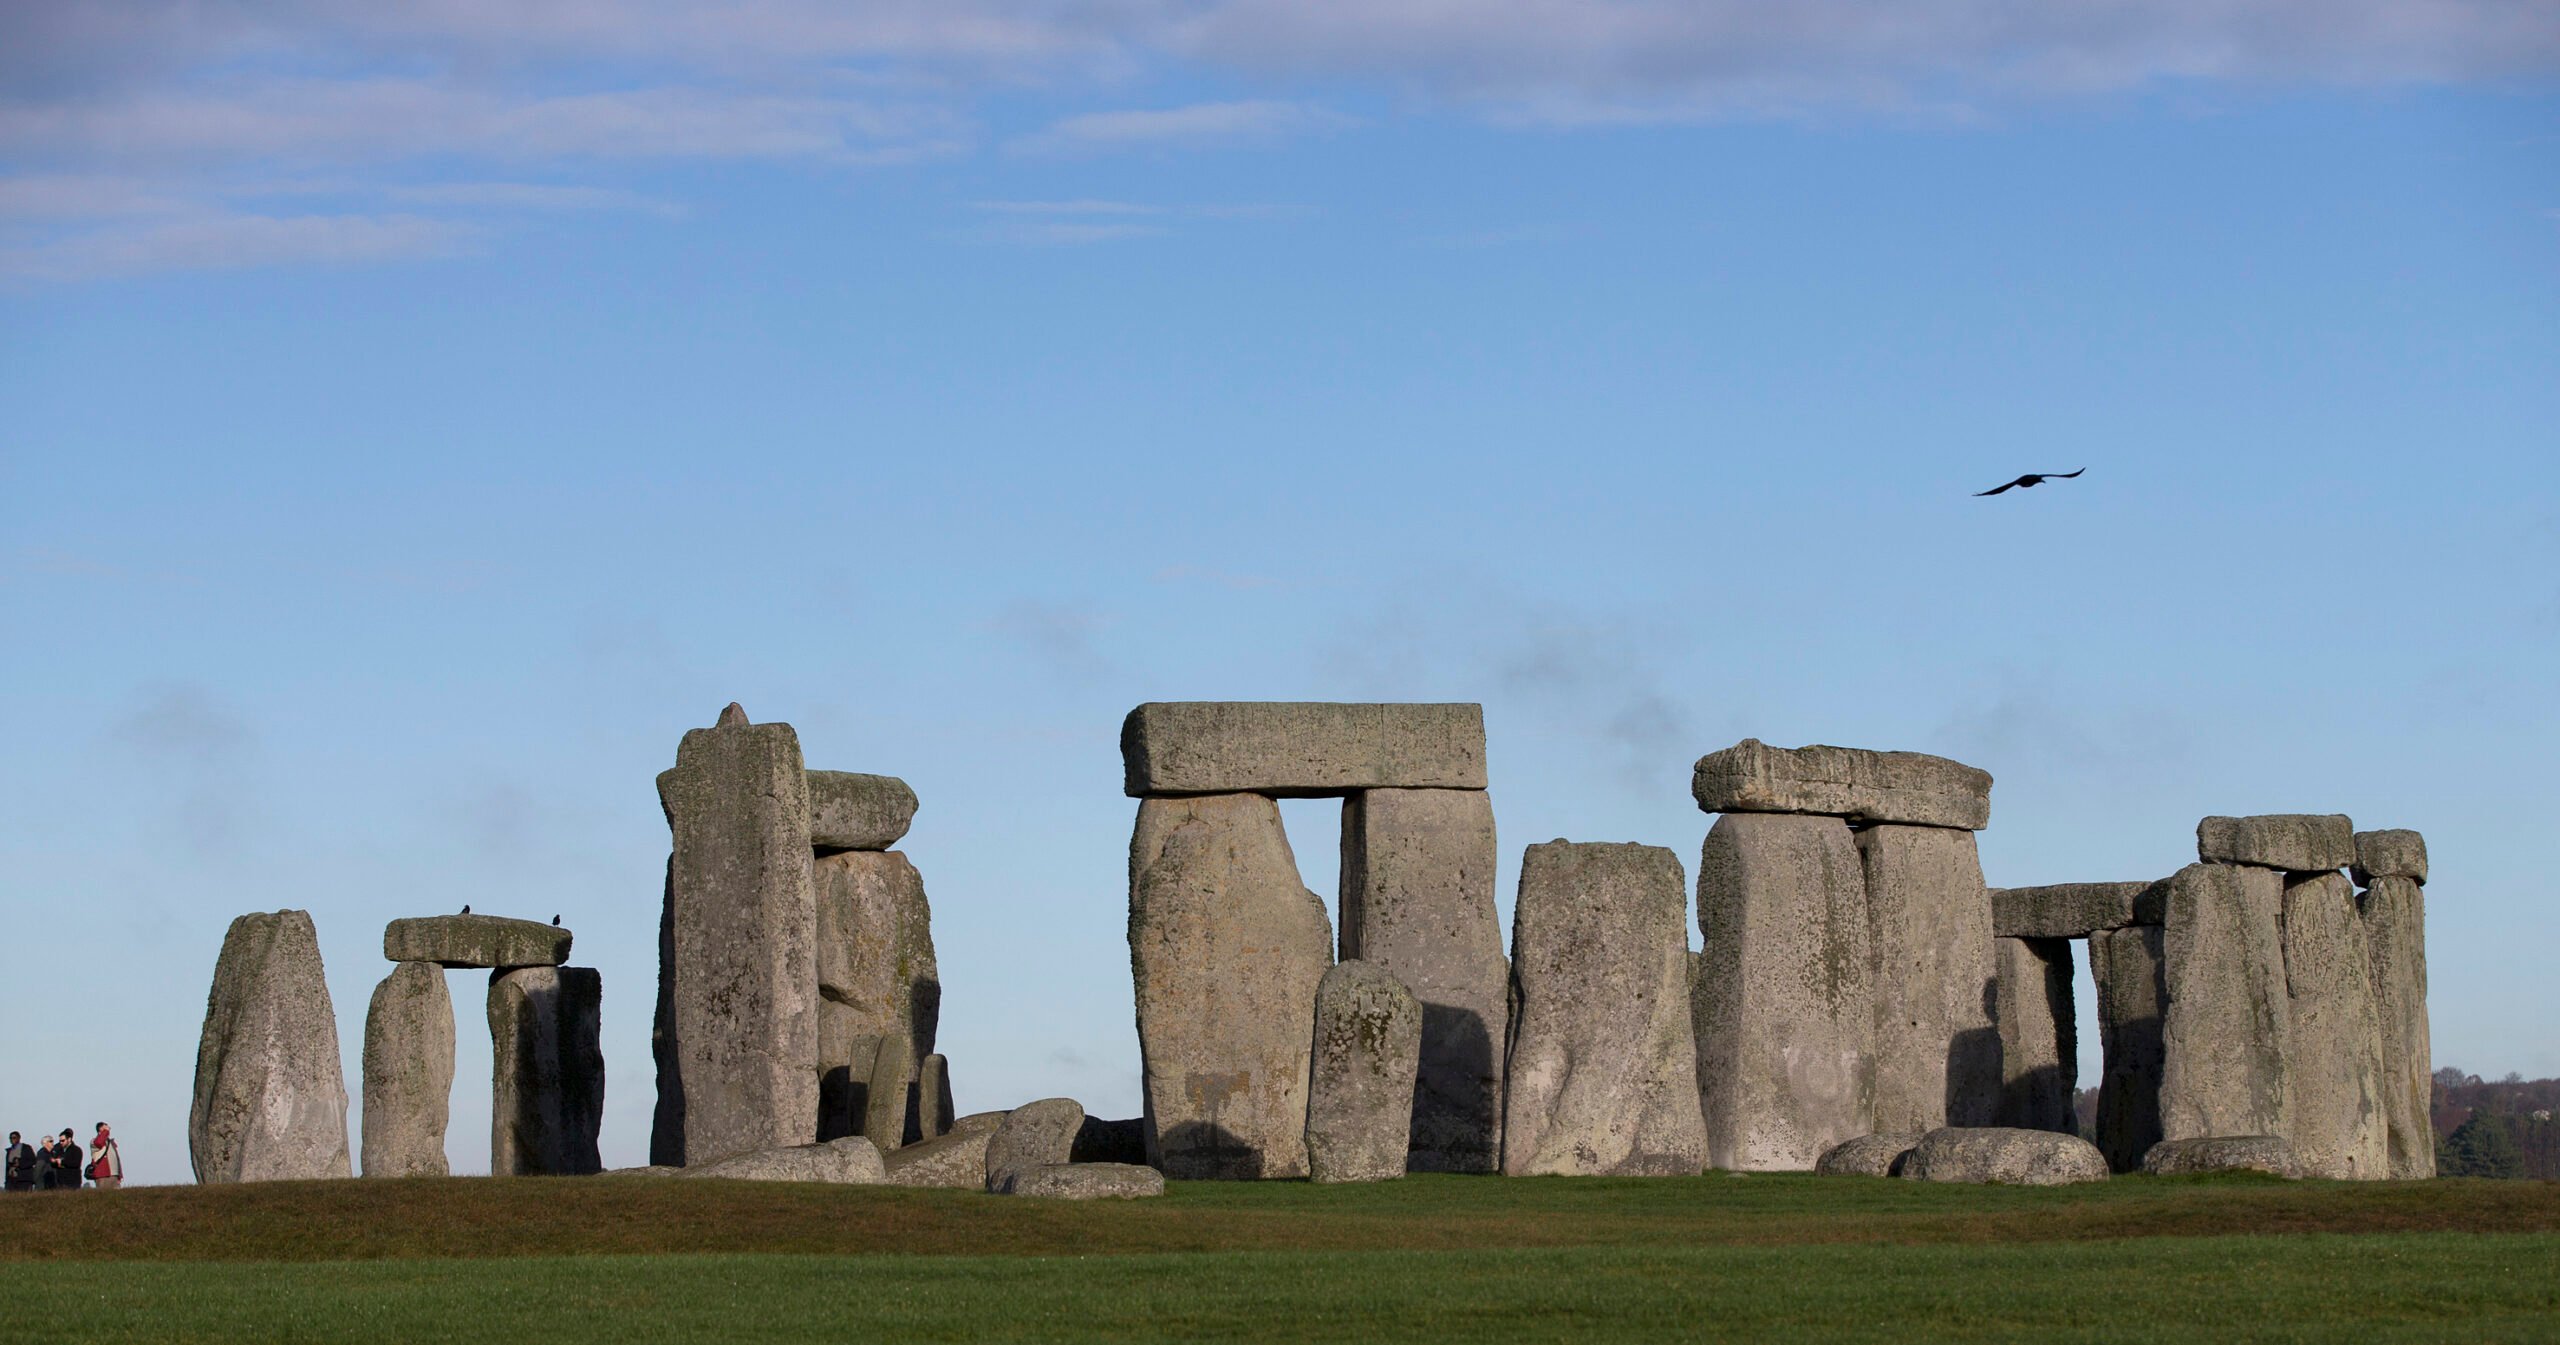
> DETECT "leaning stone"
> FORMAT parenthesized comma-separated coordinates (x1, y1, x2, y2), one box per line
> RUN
(1306, 961, 1422, 1184)
(2090, 925, 2167, 1173)
(1504, 841, 1706, 1176)
(995, 1163, 1167, 1199)
(656, 710, 819, 1166)
(916, 1053, 954, 1141)
(1859, 826, 2000, 1132)
(1990, 882, 2159, 939)
(1130, 794, 1332, 1179)
(1121, 702, 1487, 797)
(1992, 936, 2077, 1133)
(1695, 814, 1874, 1171)
(2196, 815, 2353, 872)
(813, 849, 940, 1132)
(489, 966, 605, 1176)
(362, 961, 453, 1178)
(1339, 787, 1508, 1174)
(1815, 1133, 1922, 1177)
(2360, 875, 2434, 1179)
(2142, 1135, 2298, 1177)
(191, 910, 353, 1184)
(683, 1136, 886, 1184)
(2352, 830, 2427, 887)
(382, 915, 570, 970)
(1691, 739, 1992, 831)
(882, 1126, 995, 1188)
(864, 1031, 916, 1152)
(2159, 863, 2292, 1141)
(2280, 872, 2388, 1180)
(1899, 1127, 2109, 1185)
(806, 771, 919, 851)
(985, 1098, 1085, 1192)
(1071, 1116, 1148, 1165)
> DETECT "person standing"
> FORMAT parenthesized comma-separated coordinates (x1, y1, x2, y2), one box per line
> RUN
(49, 1129, 82, 1191)
(32, 1133, 57, 1190)
(87, 1123, 122, 1190)
(3, 1132, 32, 1191)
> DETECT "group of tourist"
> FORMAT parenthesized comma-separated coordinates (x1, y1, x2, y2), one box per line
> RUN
(3, 1123, 121, 1191)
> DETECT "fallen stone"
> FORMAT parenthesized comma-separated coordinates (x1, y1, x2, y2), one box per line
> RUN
(1338, 787, 1507, 1174)
(994, 1163, 1167, 1199)
(361, 961, 453, 1179)
(865, 1031, 916, 1152)
(1859, 825, 2000, 1133)
(2141, 1134, 2298, 1177)
(2280, 872, 2389, 1180)
(382, 915, 570, 970)
(1993, 936, 2077, 1133)
(882, 1126, 994, 1188)
(1815, 1133, 1922, 1177)
(1129, 793, 1332, 1179)
(1121, 702, 1487, 797)
(489, 966, 605, 1177)
(813, 849, 940, 1137)
(2360, 875, 2434, 1179)
(1695, 813, 1875, 1171)
(2159, 863, 2292, 1141)
(683, 1136, 886, 1184)
(1990, 882, 2161, 939)
(917, 1053, 954, 1141)
(2090, 925, 2167, 1173)
(600, 1165, 684, 1177)
(1504, 841, 1706, 1177)
(2196, 815, 2354, 872)
(806, 770, 919, 851)
(2352, 830, 2428, 887)
(1071, 1116, 1148, 1165)
(191, 910, 353, 1184)
(1691, 739, 1992, 831)
(985, 1098, 1085, 1192)
(1899, 1127, 2109, 1185)
(1306, 960, 1422, 1184)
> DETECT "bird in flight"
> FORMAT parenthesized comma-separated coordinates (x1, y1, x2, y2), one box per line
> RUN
(1975, 468, 2085, 497)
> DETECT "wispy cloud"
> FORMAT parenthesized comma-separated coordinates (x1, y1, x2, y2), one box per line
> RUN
(3, 210, 477, 281)
(987, 598, 1118, 675)
(1011, 99, 1356, 155)
(382, 181, 682, 215)
(962, 197, 1296, 245)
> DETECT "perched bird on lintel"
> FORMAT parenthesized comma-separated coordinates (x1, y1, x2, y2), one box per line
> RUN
(460, 904, 472, 915)
(1975, 468, 2084, 496)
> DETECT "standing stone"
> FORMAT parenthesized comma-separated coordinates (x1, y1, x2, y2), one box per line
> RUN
(2196, 814, 2354, 872)
(1692, 739, 1992, 830)
(2159, 862, 2292, 1142)
(1129, 793, 1333, 1179)
(864, 1030, 916, 1153)
(489, 966, 605, 1177)
(1694, 813, 1873, 1171)
(806, 770, 919, 851)
(815, 1002, 870, 1143)
(361, 961, 453, 1178)
(917, 1053, 955, 1142)
(1306, 960, 1422, 1184)
(2361, 874, 2434, 1179)
(2280, 872, 2388, 1180)
(1338, 787, 1507, 1173)
(1504, 841, 1706, 1176)
(1858, 825, 1999, 1132)
(1121, 702, 1487, 797)
(1993, 937, 2077, 1132)
(649, 856, 682, 1166)
(813, 849, 940, 1139)
(190, 910, 353, 1183)
(2089, 924, 2167, 1173)
(656, 709, 819, 1166)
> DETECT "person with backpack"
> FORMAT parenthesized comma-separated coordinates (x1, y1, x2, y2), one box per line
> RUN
(3, 1132, 33, 1191)
(87, 1123, 122, 1190)
(48, 1129, 82, 1191)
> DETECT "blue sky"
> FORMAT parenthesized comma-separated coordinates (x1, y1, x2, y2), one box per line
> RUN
(3, 2, 2555, 1183)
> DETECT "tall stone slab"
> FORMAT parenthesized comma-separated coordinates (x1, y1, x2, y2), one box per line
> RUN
(1122, 702, 1487, 797)
(1504, 841, 1706, 1176)
(917, 1053, 955, 1142)
(649, 857, 683, 1165)
(191, 910, 353, 1183)
(1305, 960, 1423, 1183)
(2090, 923, 2166, 1172)
(1129, 793, 1333, 1179)
(2281, 872, 2388, 1180)
(864, 1030, 916, 1153)
(1858, 825, 2000, 1132)
(2360, 874, 2433, 1179)
(1993, 937, 2077, 1133)
(1338, 787, 1507, 1173)
(1694, 813, 1874, 1171)
(2159, 862, 2292, 1141)
(489, 966, 604, 1177)
(362, 960, 454, 1178)
(813, 848, 940, 1140)
(1692, 739, 1992, 830)
(656, 709, 819, 1166)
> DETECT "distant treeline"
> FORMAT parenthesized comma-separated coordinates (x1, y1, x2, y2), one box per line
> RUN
(2063, 1069, 2556, 1180)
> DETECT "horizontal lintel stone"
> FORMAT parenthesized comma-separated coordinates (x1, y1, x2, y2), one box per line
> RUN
(2196, 814, 2353, 872)
(1990, 880, 2166, 939)
(1690, 738, 1990, 830)
(1120, 702, 1487, 798)
(806, 771, 918, 851)
(2351, 829, 2427, 887)
(382, 915, 570, 969)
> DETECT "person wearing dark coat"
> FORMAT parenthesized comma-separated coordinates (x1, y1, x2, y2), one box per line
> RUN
(48, 1130, 82, 1191)
(32, 1134, 56, 1190)
(3, 1132, 33, 1191)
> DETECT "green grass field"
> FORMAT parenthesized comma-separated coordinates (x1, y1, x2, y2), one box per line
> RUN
(4, 1174, 2555, 1342)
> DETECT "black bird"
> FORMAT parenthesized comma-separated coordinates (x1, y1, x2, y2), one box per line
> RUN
(1975, 468, 2085, 497)
(551, 915, 562, 926)
(460, 904, 471, 915)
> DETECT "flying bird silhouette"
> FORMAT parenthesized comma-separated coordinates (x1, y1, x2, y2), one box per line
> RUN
(1975, 468, 2084, 497)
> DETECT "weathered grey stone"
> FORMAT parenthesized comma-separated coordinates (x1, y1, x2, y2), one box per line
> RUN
(191, 910, 353, 1184)
(489, 966, 604, 1177)
(2160, 862, 2292, 1141)
(1990, 882, 2160, 939)
(2281, 872, 2388, 1180)
(1071, 1116, 1148, 1165)
(650, 857, 682, 1166)
(815, 1004, 872, 1143)
(2090, 925, 2167, 1173)
(2141, 1134, 2297, 1177)
(2352, 830, 2428, 887)
(1695, 814, 1874, 1171)
(1306, 960, 1422, 1184)
(917, 1053, 954, 1141)
(361, 961, 453, 1178)
(1691, 739, 1992, 830)
(1992, 937, 2077, 1133)
(2196, 815, 2353, 872)
(995, 1163, 1167, 1199)
(1504, 841, 1706, 1177)
(1899, 1127, 2109, 1185)
(806, 770, 919, 851)
(683, 1136, 886, 1184)
(1130, 794, 1332, 1179)
(985, 1098, 1085, 1192)
(656, 711, 819, 1166)
(813, 848, 939, 1140)
(2360, 875, 2434, 1179)
(1815, 1133, 1921, 1177)
(382, 915, 570, 970)
(1338, 787, 1507, 1174)
(882, 1126, 995, 1188)
(1859, 826, 2000, 1133)
(1121, 702, 1487, 797)
(864, 1030, 916, 1153)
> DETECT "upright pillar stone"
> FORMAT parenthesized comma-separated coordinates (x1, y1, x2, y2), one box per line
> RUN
(1694, 813, 1874, 1171)
(649, 857, 683, 1165)
(813, 849, 940, 1143)
(2089, 923, 2167, 1173)
(864, 1030, 916, 1153)
(2358, 833, 2432, 1179)
(1338, 787, 1507, 1174)
(190, 910, 353, 1183)
(2159, 861, 2292, 1141)
(1992, 936, 2077, 1132)
(1857, 825, 2000, 1132)
(917, 1053, 955, 1142)
(489, 965, 604, 1177)
(362, 960, 454, 1178)
(655, 704, 819, 1166)
(1129, 793, 1333, 1179)
(1503, 841, 1705, 1176)
(2280, 872, 2389, 1179)
(1305, 960, 1423, 1183)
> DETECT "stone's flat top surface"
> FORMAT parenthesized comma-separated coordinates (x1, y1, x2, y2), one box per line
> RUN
(2196, 815, 2354, 872)
(1121, 702, 1487, 797)
(1815, 1134, 1922, 1178)
(1690, 738, 1991, 830)
(2352, 830, 2428, 886)
(806, 771, 918, 851)
(1990, 882, 2162, 938)
(2142, 1135, 2297, 1177)
(382, 915, 570, 969)
(994, 1162, 1167, 1199)
(683, 1137, 885, 1184)
(1898, 1127, 2110, 1186)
